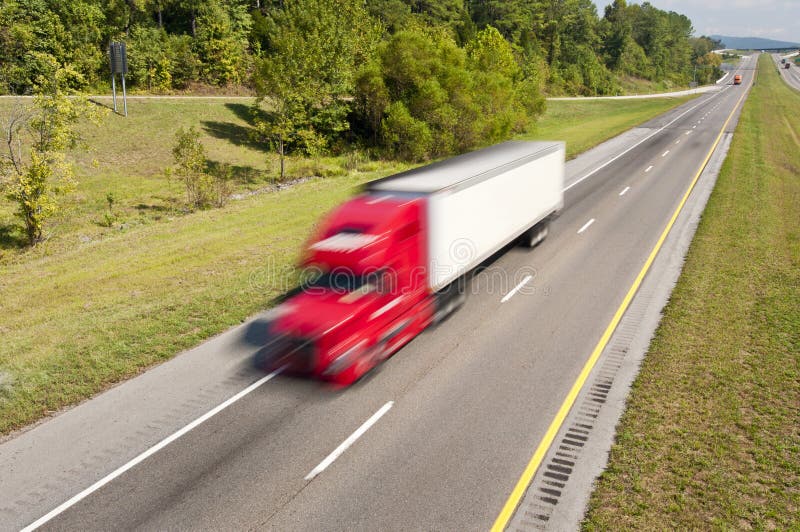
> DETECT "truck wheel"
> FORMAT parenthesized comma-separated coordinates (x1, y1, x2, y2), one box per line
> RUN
(522, 220, 549, 248)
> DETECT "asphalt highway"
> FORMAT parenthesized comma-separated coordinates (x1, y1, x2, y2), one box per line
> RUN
(0, 56, 755, 532)
(773, 53, 800, 91)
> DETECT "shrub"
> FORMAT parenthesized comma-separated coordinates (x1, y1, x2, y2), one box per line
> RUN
(169, 126, 231, 208)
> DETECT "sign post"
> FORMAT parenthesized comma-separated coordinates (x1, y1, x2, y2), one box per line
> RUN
(109, 42, 128, 117)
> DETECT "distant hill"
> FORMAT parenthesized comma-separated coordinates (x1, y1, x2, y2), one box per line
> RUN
(711, 35, 800, 50)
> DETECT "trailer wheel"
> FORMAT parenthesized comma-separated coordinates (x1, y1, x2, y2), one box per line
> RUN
(522, 219, 550, 248)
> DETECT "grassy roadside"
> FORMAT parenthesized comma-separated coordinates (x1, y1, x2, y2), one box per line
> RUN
(523, 97, 697, 156)
(584, 54, 799, 528)
(0, 95, 694, 259)
(0, 97, 364, 256)
(0, 94, 697, 435)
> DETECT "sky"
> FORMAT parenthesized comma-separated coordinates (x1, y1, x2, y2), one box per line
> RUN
(592, 0, 800, 44)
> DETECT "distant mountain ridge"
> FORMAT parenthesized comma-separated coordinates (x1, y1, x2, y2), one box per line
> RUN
(711, 35, 800, 50)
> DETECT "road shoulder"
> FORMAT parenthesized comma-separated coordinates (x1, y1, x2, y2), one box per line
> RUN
(506, 132, 733, 530)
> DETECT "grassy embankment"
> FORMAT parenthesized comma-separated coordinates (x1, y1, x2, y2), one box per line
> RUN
(584, 54, 799, 528)
(0, 94, 697, 435)
(613, 75, 699, 95)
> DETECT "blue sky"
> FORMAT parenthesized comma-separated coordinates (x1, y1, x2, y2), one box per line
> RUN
(592, 0, 800, 43)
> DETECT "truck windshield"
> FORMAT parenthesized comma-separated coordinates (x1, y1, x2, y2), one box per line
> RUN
(302, 271, 377, 293)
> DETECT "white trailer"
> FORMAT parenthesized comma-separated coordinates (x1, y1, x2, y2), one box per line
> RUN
(368, 141, 565, 290)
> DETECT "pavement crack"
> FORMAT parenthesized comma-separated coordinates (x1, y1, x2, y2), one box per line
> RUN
(254, 480, 315, 530)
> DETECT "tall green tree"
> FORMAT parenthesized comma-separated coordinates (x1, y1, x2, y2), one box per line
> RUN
(365, 0, 413, 34)
(600, 0, 695, 85)
(469, 0, 543, 46)
(127, 26, 198, 91)
(466, 26, 541, 140)
(193, 0, 251, 85)
(252, 0, 380, 177)
(0, 0, 104, 93)
(408, 0, 475, 44)
(600, 0, 630, 71)
(353, 26, 543, 161)
(691, 36, 723, 85)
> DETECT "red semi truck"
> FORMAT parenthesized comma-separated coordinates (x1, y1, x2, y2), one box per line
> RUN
(258, 141, 565, 385)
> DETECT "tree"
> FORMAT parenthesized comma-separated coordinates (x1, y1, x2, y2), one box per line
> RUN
(193, 0, 251, 85)
(0, 0, 67, 94)
(0, 0, 109, 94)
(128, 27, 174, 92)
(353, 26, 544, 161)
(469, 0, 543, 46)
(691, 36, 723, 85)
(127, 26, 199, 91)
(252, 0, 380, 178)
(1, 81, 105, 245)
(600, 0, 696, 85)
(359, 28, 472, 159)
(695, 53, 722, 84)
(408, 0, 475, 44)
(365, 0, 413, 34)
(601, 0, 631, 71)
(466, 26, 534, 139)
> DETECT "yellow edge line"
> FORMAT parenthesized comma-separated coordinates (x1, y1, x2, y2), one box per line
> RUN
(490, 79, 751, 532)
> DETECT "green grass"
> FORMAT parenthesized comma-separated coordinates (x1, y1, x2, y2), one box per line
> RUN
(613, 75, 698, 95)
(583, 54, 799, 529)
(0, 93, 697, 435)
(527, 96, 696, 157)
(0, 97, 357, 255)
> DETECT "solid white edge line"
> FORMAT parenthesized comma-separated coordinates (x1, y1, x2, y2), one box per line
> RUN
(21, 369, 283, 532)
(562, 87, 727, 192)
(645, 165, 653, 173)
(304, 401, 394, 481)
(619, 186, 630, 196)
(577, 218, 596, 234)
(501, 275, 533, 303)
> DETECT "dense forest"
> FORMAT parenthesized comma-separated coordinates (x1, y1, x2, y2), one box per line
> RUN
(0, 0, 724, 163)
(0, 0, 724, 95)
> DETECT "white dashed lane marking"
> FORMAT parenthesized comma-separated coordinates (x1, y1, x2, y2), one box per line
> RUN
(577, 219, 595, 234)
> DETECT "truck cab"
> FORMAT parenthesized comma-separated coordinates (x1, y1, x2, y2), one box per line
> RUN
(259, 194, 433, 385)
